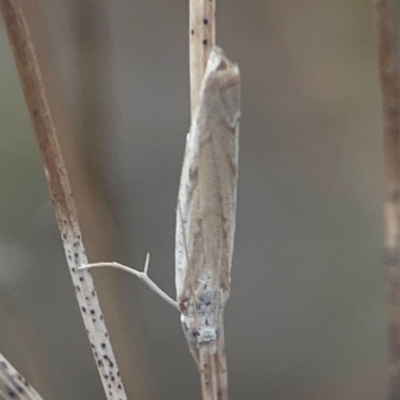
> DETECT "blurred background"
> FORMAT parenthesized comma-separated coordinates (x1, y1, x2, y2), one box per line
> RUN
(0, 0, 387, 399)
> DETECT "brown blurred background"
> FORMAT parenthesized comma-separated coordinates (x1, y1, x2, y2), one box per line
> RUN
(0, 1, 387, 399)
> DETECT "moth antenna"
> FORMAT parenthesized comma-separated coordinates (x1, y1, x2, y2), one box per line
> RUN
(79, 256, 179, 311)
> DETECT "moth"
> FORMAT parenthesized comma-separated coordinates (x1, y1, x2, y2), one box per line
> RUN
(80, 46, 240, 362)
(176, 46, 240, 357)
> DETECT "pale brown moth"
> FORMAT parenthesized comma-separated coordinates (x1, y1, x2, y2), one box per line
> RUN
(176, 46, 240, 358)
(79, 46, 240, 364)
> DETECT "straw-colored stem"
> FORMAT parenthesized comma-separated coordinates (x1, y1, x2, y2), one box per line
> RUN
(189, 1, 229, 399)
(376, 0, 400, 398)
(189, 0, 216, 113)
(80, 255, 180, 311)
(198, 323, 228, 400)
(0, 351, 43, 400)
(70, 1, 156, 397)
(0, 1, 127, 399)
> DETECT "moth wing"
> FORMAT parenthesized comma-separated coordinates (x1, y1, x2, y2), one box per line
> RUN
(175, 47, 240, 304)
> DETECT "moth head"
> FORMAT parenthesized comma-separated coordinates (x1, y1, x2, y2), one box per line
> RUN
(202, 47, 241, 127)
(208, 47, 234, 73)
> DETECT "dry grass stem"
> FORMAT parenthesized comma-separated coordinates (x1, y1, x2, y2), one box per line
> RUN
(21, 2, 155, 397)
(80, 255, 180, 311)
(0, 1, 127, 398)
(0, 352, 44, 400)
(188, 1, 229, 400)
(376, 0, 400, 398)
(189, 0, 216, 113)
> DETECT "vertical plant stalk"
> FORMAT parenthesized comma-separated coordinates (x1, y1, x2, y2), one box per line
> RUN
(0, 351, 44, 400)
(0, 1, 127, 399)
(189, 0, 215, 114)
(198, 323, 228, 400)
(376, 0, 400, 398)
(70, 1, 156, 398)
(189, 1, 228, 400)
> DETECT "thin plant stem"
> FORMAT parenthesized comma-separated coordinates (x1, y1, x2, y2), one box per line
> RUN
(0, 1, 127, 399)
(21, 2, 156, 396)
(376, 0, 400, 398)
(69, 1, 156, 397)
(0, 351, 44, 400)
(80, 255, 180, 311)
(189, 1, 229, 399)
(189, 0, 216, 114)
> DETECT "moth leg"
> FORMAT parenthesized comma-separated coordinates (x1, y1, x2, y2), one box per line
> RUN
(79, 253, 179, 311)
